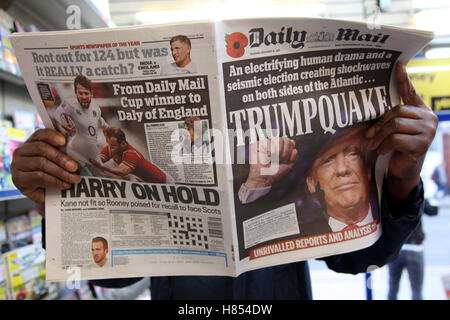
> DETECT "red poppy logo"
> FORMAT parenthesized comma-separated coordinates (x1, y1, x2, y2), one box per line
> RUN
(226, 32, 248, 58)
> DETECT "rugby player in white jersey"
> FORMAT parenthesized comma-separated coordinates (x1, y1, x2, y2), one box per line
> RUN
(53, 75, 108, 176)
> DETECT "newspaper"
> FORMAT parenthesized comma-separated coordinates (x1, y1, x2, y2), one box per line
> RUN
(10, 18, 433, 281)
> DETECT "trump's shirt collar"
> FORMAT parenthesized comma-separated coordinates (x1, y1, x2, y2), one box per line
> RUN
(328, 206, 373, 232)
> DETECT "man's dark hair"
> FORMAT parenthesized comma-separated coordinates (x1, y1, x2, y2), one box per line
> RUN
(74, 74, 92, 91)
(306, 122, 373, 178)
(104, 127, 127, 143)
(92, 236, 108, 249)
(170, 35, 191, 48)
(305, 122, 377, 208)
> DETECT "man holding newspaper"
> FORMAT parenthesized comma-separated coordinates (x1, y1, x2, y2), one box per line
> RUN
(10, 62, 437, 299)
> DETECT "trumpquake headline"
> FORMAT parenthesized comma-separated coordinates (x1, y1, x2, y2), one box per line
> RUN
(60, 177, 221, 214)
(225, 48, 398, 147)
(229, 84, 391, 147)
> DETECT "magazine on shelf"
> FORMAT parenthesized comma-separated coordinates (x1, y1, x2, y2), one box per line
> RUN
(0, 254, 7, 300)
(2, 243, 59, 299)
(10, 17, 433, 281)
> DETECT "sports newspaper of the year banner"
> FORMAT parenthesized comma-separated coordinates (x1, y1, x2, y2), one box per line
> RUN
(10, 18, 433, 281)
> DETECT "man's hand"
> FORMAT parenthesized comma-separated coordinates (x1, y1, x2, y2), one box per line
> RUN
(11, 129, 81, 216)
(244, 137, 298, 189)
(366, 62, 438, 198)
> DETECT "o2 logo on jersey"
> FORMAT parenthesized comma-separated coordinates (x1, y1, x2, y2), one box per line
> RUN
(88, 126, 97, 138)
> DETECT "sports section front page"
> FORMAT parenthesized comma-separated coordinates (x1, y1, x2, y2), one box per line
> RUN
(10, 18, 433, 281)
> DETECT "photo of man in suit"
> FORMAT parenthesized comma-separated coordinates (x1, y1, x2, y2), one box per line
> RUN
(238, 123, 377, 233)
(304, 124, 376, 232)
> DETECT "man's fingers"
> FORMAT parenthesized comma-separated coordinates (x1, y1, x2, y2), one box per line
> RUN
(14, 140, 79, 172)
(16, 156, 81, 184)
(269, 138, 296, 163)
(367, 63, 431, 141)
(20, 188, 45, 205)
(251, 137, 297, 165)
(284, 139, 296, 162)
(278, 138, 293, 162)
(272, 137, 285, 161)
(27, 128, 67, 147)
(13, 170, 73, 192)
(396, 62, 426, 107)
(372, 132, 429, 159)
(366, 105, 423, 139)
(290, 148, 299, 163)
(367, 116, 422, 151)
